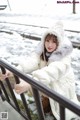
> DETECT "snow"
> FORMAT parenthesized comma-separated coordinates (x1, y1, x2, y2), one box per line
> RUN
(2, 0, 80, 15)
(0, 0, 80, 96)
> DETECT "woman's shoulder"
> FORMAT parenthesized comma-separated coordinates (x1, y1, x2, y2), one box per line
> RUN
(48, 54, 71, 67)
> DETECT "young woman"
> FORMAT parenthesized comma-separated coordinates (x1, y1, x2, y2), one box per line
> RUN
(0, 22, 80, 120)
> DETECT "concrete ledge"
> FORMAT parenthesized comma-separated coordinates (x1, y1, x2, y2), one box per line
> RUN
(0, 98, 25, 120)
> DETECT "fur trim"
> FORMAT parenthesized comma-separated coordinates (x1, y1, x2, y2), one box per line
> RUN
(49, 37, 73, 61)
(42, 21, 64, 44)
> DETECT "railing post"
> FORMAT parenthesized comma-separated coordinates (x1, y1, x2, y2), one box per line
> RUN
(59, 104, 65, 120)
(32, 87, 45, 120)
(0, 81, 10, 102)
(0, 88, 5, 101)
(0, 59, 80, 120)
(0, 66, 20, 111)
(14, 75, 32, 120)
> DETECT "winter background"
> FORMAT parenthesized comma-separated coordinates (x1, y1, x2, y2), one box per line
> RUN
(0, 0, 80, 97)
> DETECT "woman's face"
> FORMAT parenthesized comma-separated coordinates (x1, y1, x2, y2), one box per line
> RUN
(44, 34, 58, 53)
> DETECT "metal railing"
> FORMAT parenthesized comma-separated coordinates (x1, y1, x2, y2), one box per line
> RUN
(0, 59, 80, 120)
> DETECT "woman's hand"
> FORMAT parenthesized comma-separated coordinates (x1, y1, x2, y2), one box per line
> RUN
(0, 70, 13, 81)
(0, 74, 7, 81)
(14, 79, 31, 94)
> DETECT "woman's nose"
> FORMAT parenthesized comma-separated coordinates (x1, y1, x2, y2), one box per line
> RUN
(48, 42, 52, 47)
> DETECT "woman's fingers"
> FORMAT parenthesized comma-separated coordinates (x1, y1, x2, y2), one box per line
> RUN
(15, 89, 23, 94)
(0, 70, 13, 81)
(14, 81, 30, 94)
(14, 84, 23, 94)
(14, 84, 20, 90)
(0, 74, 7, 81)
(5, 70, 13, 77)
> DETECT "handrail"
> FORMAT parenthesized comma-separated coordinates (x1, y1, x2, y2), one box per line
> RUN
(0, 59, 80, 120)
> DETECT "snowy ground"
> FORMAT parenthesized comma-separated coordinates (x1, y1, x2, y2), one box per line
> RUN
(0, 19, 80, 96)
(0, 4, 80, 96)
(0, 2, 80, 119)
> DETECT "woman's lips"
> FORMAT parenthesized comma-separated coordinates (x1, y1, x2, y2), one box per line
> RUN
(48, 48, 53, 50)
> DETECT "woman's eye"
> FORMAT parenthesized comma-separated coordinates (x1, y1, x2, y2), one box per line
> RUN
(46, 39, 49, 42)
(53, 40, 56, 43)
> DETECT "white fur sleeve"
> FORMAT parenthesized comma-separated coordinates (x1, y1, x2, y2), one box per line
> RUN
(32, 60, 69, 87)
(17, 52, 40, 74)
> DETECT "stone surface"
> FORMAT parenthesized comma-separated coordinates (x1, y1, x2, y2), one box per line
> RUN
(0, 98, 25, 120)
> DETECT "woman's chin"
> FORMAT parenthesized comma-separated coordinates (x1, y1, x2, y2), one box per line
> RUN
(47, 49, 53, 53)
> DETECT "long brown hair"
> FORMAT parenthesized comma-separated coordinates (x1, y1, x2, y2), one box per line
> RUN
(40, 34, 58, 61)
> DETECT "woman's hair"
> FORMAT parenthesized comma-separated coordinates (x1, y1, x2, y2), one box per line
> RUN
(40, 34, 58, 61)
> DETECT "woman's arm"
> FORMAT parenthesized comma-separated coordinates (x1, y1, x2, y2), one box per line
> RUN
(32, 58, 70, 88)
(17, 52, 40, 74)
(0, 52, 40, 80)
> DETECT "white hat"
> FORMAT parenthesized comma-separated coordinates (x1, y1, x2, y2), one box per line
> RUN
(42, 21, 64, 45)
(36, 21, 65, 54)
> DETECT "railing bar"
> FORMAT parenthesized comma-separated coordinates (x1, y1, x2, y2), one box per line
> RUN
(20, 94, 32, 120)
(13, 74, 20, 84)
(0, 66, 20, 112)
(32, 87, 45, 120)
(0, 88, 2, 95)
(0, 88, 5, 101)
(5, 78, 21, 111)
(59, 104, 65, 120)
(0, 60, 80, 116)
(0, 81, 10, 102)
(14, 75, 32, 120)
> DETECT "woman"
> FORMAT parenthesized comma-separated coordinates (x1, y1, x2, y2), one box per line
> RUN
(0, 22, 80, 120)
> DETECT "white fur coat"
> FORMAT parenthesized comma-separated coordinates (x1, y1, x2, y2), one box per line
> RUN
(18, 22, 80, 120)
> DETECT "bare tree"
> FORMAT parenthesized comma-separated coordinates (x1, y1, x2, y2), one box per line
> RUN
(73, 0, 76, 14)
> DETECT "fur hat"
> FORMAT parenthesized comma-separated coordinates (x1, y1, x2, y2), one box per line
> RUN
(42, 21, 64, 45)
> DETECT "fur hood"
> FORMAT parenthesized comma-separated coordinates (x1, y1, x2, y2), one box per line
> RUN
(36, 21, 73, 62)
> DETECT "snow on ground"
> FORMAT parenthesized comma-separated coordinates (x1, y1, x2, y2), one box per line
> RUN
(0, 0, 80, 95)
(0, 29, 80, 95)
(0, 2, 80, 119)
